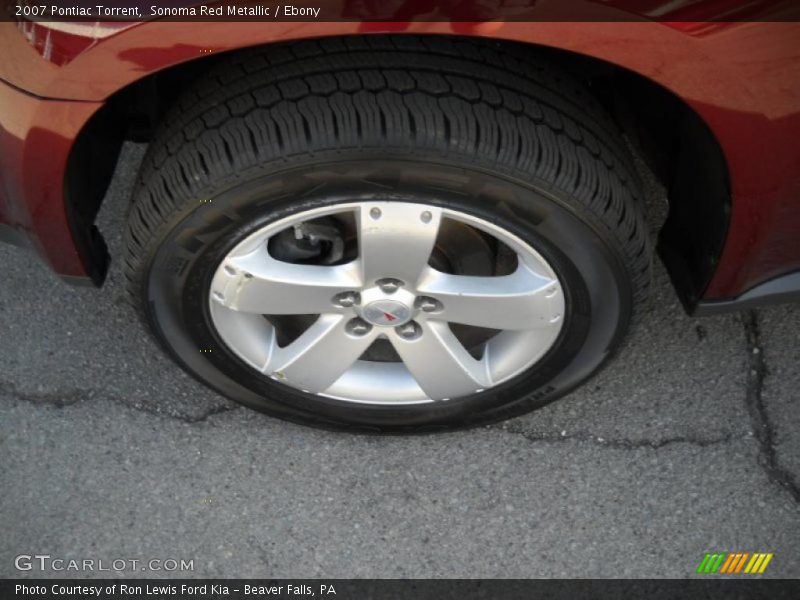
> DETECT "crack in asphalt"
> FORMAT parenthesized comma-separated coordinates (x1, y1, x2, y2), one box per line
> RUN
(0, 379, 241, 425)
(486, 424, 745, 450)
(3, 374, 745, 449)
(2, 311, 798, 501)
(742, 310, 800, 504)
(488, 310, 800, 506)
(182, 403, 242, 423)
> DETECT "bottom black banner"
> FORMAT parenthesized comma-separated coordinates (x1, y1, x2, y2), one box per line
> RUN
(2, 579, 800, 600)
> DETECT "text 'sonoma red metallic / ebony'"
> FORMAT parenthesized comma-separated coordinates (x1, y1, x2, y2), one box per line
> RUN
(1, 1, 798, 429)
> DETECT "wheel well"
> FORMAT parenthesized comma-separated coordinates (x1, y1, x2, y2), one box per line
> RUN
(66, 34, 729, 308)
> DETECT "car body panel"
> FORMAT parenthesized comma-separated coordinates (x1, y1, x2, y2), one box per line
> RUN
(1, 4, 799, 304)
(0, 79, 103, 278)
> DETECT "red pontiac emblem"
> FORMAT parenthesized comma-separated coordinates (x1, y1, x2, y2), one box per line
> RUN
(362, 300, 412, 327)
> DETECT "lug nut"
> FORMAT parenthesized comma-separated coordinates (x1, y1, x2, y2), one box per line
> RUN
(346, 318, 372, 337)
(376, 278, 403, 294)
(333, 291, 360, 308)
(396, 321, 422, 340)
(416, 296, 442, 313)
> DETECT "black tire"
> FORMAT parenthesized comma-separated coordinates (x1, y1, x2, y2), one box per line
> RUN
(124, 36, 651, 432)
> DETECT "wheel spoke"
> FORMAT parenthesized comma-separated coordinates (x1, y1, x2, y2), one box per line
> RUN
(416, 264, 563, 330)
(391, 321, 489, 400)
(211, 245, 361, 314)
(357, 202, 442, 286)
(265, 314, 375, 393)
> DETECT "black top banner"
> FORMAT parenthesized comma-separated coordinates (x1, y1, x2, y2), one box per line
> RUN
(3, 0, 800, 22)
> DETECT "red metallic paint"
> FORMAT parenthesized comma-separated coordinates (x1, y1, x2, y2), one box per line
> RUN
(0, 80, 103, 275)
(0, 10, 798, 301)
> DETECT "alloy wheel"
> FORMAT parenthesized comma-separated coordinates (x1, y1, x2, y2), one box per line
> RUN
(208, 201, 566, 405)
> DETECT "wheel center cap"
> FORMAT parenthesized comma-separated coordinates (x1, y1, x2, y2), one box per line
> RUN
(362, 299, 412, 327)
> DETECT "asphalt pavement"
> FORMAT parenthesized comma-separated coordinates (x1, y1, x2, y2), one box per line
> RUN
(1, 143, 798, 578)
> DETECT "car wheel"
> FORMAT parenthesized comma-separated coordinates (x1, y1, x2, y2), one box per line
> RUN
(124, 37, 651, 431)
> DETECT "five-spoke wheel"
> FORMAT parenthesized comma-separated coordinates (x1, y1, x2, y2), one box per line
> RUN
(209, 202, 565, 404)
